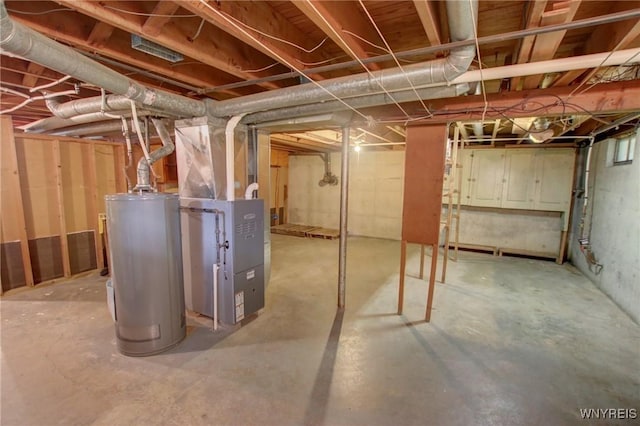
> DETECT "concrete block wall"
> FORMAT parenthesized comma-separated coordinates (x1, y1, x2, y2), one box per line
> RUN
(288, 151, 404, 239)
(569, 138, 640, 323)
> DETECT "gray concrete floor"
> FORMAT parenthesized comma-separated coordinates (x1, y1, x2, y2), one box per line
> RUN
(1, 234, 639, 425)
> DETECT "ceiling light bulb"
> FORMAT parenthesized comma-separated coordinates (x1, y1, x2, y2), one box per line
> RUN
(354, 145, 361, 152)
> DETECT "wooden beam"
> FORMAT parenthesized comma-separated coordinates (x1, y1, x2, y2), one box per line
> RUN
(54, 0, 284, 89)
(0, 116, 35, 288)
(523, 1, 582, 90)
(413, 0, 441, 46)
(141, 1, 180, 37)
(21, 62, 46, 88)
(87, 21, 115, 49)
(511, 0, 547, 90)
(180, 1, 329, 79)
(270, 133, 338, 152)
(84, 144, 103, 270)
(405, 81, 640, 123)
(52, 140, 71, 277)
(10, 12, 246, 97)
(293, 0, 381, 71)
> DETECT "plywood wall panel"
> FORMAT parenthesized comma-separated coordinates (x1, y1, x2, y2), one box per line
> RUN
(95, 145, 118, 213)
(59, 142, 91, 233)
(402, 124, 447, 244)
(14, 138, 60, 239)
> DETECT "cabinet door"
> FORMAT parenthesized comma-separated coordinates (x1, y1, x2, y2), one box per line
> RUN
(533, 149, 575, 211)
(468, 149, 505, 207)
(443, 148, 472, 205)
(501, 150, 536, 209)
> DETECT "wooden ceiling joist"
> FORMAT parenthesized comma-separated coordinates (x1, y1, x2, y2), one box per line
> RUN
(141, 2, 181, 37)
(53, 0, 286, 89)
(522, 0, 582, 90)
(293, 0, 382, 71)
(87, 22, 115, 49)
(9, 11, 246, 98)
(511, 0, 547, 90)
(180, 1, 329, 79)
(413, 0, 441, 46)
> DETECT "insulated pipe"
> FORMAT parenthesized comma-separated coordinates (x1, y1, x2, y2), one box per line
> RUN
(245, 182, 259, 200)
(338, 126, 349, 309)
(45, 94, 137, 119)
(207, 0, 478, 117)
(243, 84, 470, 124)
(20, 108, 160, 133)
(0, 1, 205, 118)
(225, 114, 245, 201)
(50, 120, 126, 137)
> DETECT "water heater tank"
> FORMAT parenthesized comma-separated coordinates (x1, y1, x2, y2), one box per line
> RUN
(105, 193, 186, 356)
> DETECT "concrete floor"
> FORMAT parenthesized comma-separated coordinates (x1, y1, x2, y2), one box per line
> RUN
(1, 234, 639, 425)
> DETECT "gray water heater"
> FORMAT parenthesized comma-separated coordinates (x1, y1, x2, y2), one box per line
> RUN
(105, 193, 186, 356)
(181, 197, 265, 325)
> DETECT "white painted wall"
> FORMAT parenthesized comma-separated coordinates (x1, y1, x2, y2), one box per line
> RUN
(569, 137, 640, 323)
(288, 151, 404, 239)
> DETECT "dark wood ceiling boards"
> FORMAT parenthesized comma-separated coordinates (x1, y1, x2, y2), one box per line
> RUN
(1, 0, 638, 144)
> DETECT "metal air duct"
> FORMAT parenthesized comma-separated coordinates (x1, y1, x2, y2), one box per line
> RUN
(206, 0, 478, 118)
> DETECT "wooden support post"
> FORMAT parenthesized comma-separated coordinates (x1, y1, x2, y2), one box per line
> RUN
(84, 144, 103, 270)
(418, 244, 425, 279)
(52, 140, 71, 277)
(113, 144, 127, 193)
(425, 243, 438, 322)
(441, 227, 449, 283)
(397, 240, 407, 315)
(0, 116, 34, 288)
(557, 230, 568, 264)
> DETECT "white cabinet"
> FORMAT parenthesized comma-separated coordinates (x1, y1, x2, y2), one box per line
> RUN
(502, 150, 536, 209)
(533, 148, 575, 212)
(468, 150, 504, 207)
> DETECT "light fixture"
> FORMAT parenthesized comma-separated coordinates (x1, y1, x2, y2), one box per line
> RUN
(131, 35, 183, 63)
(529, 128, 554, 143)
(354, 145, 361, 152)
(528, 118, 553, 143)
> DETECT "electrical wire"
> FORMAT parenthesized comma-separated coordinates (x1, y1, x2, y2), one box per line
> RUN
(189, 18, 206, 42)
(6, 7, 73, 15)
(216, 8, 329, 54)
(239, 62, 281, 73)
(358, 0, 432, 117)
(342, 29, 388, 53)
(197, 0, 372, 122)
(102, 5, 198, 18)
(302, 0, 410, 120)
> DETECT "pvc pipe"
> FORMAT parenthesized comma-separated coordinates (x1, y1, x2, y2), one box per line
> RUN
(450, 48, 640, 86)
(225, 114, 245, 201)
(245, 182, 259, 200)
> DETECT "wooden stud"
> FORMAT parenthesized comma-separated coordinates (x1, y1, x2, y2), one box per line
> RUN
(425, 243, 438, 322)
(557, 230, 568, 264)
(113, 144, 127, 193)
(0, 116, 34, 288)
(84, 144, 103, 270)
(52, 140, 71, 277)
(397, 240, 407, 315)
(419, 244, 425, 279)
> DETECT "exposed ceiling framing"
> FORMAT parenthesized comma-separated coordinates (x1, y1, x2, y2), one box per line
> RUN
(1, 0, 639, 150)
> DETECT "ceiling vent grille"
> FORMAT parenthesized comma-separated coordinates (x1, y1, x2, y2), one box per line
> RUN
(131, 35, 183, 63)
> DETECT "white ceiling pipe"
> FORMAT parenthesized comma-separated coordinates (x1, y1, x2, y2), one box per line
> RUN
(449, 48, 640, 86)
